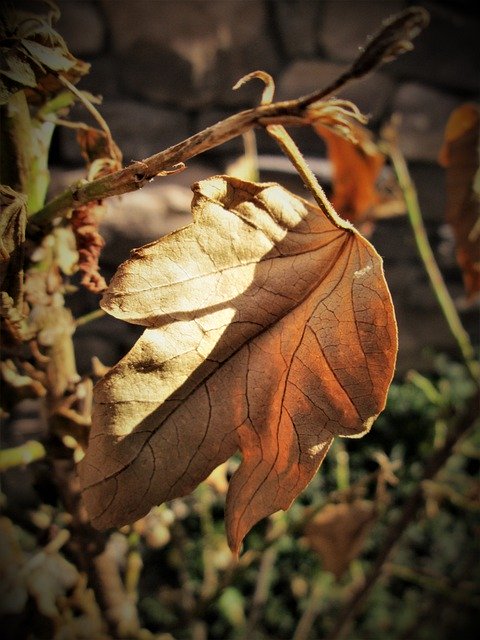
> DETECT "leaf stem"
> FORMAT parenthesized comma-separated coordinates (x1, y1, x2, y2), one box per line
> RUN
(386, 130, 479, 383)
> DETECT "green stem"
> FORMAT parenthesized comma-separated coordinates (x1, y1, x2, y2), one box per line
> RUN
(75, 308, 106, 327)
(388, 138, 479, 383)
(333, 440, 350, 490)
(0, 440, 46, 471)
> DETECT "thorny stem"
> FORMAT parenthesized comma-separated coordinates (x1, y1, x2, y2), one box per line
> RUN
(29, 6, 429, 228)
(385, 128, 480, 383)
(325, 389, 480, 640)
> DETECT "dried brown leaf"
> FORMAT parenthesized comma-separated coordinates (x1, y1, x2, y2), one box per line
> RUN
(304, 500, 376, 578)
(0, 3, 89, 105)
(79, 176, 397, 554)
(70, 128, 122, 293)
(439, 103, 480, 301)
(314, 122, 403, 224)
(0, 185, 27, 306)
(71, 203, 107, 294)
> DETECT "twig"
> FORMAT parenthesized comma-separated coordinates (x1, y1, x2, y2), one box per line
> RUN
(29, 7, 429, 228)
(235, 70, 353, 230)
(325, 389, 480, 640)
(243, 545, 278, 639)
(292, 572, 333, 640)
(75, 308, 106, 327)
(385, 123, 480, 382)
(59, 75, 115, 153)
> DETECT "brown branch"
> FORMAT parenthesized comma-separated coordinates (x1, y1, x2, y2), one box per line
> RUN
(326, 389, 480, 640)
(28, 6, 429, 229)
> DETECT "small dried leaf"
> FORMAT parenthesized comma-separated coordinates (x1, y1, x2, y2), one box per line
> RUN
(439, 103, 480, 301)
(71, 203, 107, 294)
(304, 500, 376, 578)
(52, 227, 79, 276)
(71, 127, 122, 293)
(0, 185, 27, 314)
(314, 122, 403, 224)
(76, 127, 123, 172)
(0, 4, 89, 105)
(80, 176, 397, 553)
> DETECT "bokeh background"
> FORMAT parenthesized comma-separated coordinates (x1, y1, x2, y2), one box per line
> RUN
(2, 1, 479, 639)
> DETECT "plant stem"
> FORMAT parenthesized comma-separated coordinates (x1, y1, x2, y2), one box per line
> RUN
(29, 6, 430, 230)
(75, 308, 106, 326)
(387, 136, 479, 382)
(0, 440, 46, 471)
(292, 572, 333, 640)
(325, 389, 480, 640)
(243, 544, 278, 639)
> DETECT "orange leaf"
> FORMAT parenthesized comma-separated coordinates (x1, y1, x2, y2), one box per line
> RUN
(79, 176, 397, 554)
(314, 122, 400, 224)
(439, 103, 480, 301)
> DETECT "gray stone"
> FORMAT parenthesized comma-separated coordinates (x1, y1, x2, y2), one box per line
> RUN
(318, 0, 405, 63)
(57, 0, 105, 57)
(392, 83, 462, 162)
(273, 0, 321, 58)
(59, 100, 191, 165)
(100, 0, 279, 109)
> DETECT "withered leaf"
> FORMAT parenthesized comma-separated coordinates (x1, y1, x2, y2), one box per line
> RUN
(304, 500, 376, 579)
(314, 122, 404, 225)
(71, 127, 122, 294)
(0, 4, 89, 106)
(0, 185, 27, 312)
(79, 176, 397, 553)
(439, 103, 480, 301)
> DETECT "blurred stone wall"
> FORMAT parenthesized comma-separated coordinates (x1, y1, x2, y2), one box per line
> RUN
(53, 0, 479, 375)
